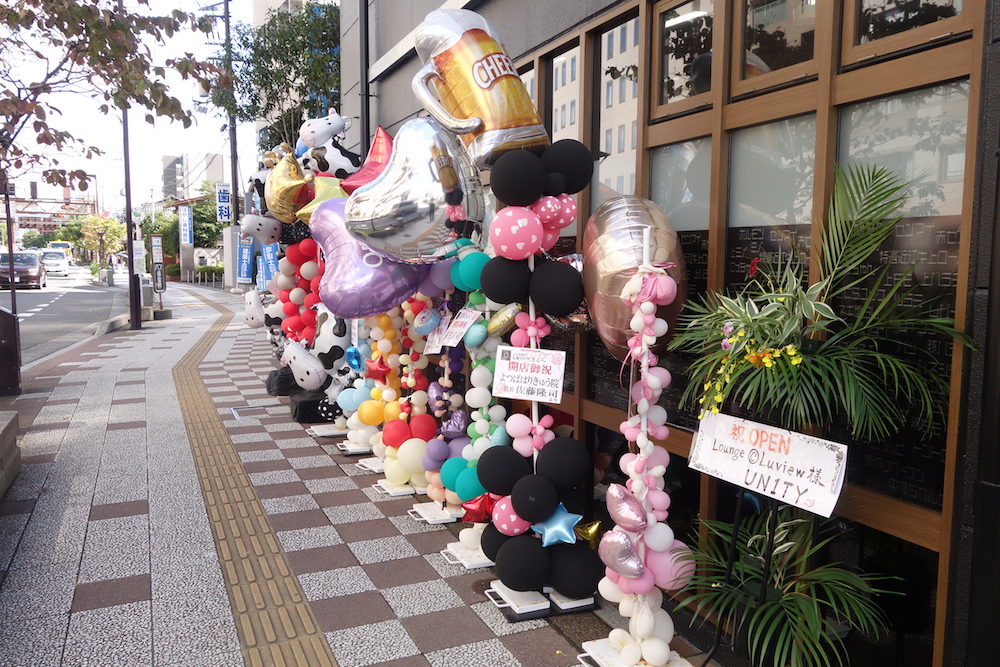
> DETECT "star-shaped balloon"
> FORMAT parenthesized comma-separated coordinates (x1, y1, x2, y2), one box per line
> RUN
(574, 520, 603, 549)
(461, 493, 497, 523)
(365, 356, 392, 384)
(341, 126, 394, 195)
(296, 176, 347, 222)
(531, 503, 582, 547)
(265, 148, 313, 223)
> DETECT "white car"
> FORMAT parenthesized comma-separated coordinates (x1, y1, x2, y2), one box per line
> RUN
(41, 249, 71, 276)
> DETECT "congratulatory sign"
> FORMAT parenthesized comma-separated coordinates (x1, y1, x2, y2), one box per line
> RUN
(690, 413, 848, 517)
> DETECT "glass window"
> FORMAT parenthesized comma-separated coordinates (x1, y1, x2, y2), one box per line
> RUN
(727, 114, 817, 291)
(561, 104, 567, 129)
(620, 24, 628, 52)
(561, 62, 567, 86)
(742, 0, 815, 80)
(633, 80, 638, 99)
(607, 32, 614, 59)
(618, 125, 626, 153)
(616, 175, 625, 192)
(629, 172, 636, 194)
(619, 77, 627, 103)
(550, 46, 580, 142)
(605, 129, 612, 155)
(633, 16, 640, 45)
(571, 56, 577, 81)
(595, 18, 639, 209)
(631, 121, 637, 149)
(658, 0, 714, 106)
(521, 68, 535, 104)
(856, 0, 963, 45)
(570, 100, 577, 126)
(606, 81, 614, 107)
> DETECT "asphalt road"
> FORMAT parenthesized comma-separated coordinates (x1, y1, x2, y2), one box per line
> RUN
(0, 266, 129, 366)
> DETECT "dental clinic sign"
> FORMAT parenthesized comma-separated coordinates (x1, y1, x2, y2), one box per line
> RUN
(689, 413, 848, 517)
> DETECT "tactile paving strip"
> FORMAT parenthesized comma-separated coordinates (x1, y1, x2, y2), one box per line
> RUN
(173, 293, 338, 667)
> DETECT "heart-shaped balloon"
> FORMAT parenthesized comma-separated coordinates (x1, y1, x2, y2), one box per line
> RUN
(439, 408, 470, 440)
(599, 529, 645, 579)
(341, 126, 394, 195)
(582, 196, 687, 362)
(311, 197, 429, 318)
(606, 483, 647, 533)
(345, 116, 484, 263)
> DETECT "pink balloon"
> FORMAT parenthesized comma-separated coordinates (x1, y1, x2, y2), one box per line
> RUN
(619, 453, 637, 475)
(427, 483, 447, 503)
(646, 487, 672, 512)
(645, 540, 695, 590)
(539, 227, 560, 252)
(492, 495, 531, 536)
(311, 197, 429, 318)
(599, 530, 644, 578)
(647, 366, 673, 389)
(532, 195, 561, 225)
(604, 567, 621, 583)
(551, 193, 578, 229)
(617, 569, 655, 595)
(646, 446, 670, 469)
(505, 413, 533, 439)
(606, 483, 647, 533)
(490, 207, 543, 260)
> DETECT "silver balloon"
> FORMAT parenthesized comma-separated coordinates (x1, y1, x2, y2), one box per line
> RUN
(345, 116, 485, 264)
(599, 529, 645, 579)
(582, 196, 687, 362)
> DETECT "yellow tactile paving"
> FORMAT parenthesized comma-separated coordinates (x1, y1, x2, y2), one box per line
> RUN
(173, 292, 338, 667)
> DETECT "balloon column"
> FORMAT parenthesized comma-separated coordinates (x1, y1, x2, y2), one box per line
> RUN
(592, 205, 694, 667)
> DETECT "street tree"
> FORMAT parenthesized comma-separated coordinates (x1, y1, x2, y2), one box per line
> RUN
(191, 180, 230, 248)
(215, 2, 341, 150)
(0, 1, 216, 190)
(80, 214, 126, 263)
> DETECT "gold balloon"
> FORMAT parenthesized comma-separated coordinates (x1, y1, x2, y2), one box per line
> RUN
(582, 196, 687, 362)
(265, 148, 313, 223)
(574, 520, 603, 549)
(296, 176, 347, 222)
(486, 302, 521, 337)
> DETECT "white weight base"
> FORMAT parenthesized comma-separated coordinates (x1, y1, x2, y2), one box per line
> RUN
(305, 424, 350, 438)
(408, 502, 458, 525)
(486, 580, 550, 614)
(578, 638, 694, 667)
(335, 441, 372, 455)
(355, 457, 383, 473)
(373, 479, 416, 496)
(549, 588, 595, 610)
(441, 542, 494, 569)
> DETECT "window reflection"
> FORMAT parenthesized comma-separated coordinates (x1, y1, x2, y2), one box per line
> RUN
(857, 0, 962, 45)
(595, 19, 639, 209)
(659, 0, 714, 105)
(520, 69, 535, 105)
(727, 115, 816, 290)
(550, 46, 580, 142)
(742, 0, 814, 78)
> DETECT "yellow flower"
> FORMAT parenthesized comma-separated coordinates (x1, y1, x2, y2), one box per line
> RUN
(714, 393, 723, 402)
(791, 356, 802, 365)
(711, 406, 720, 413)
(737, 330, 746, 337)
(785, 344, 798, 356)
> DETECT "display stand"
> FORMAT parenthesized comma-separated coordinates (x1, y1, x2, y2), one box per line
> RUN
(440, 542, 494, 569)
(577, 638, 694, 667)
(355, 457, 384, 473)
(485, 580, 599, 623)
(372, 479, 416, 496)
(408, 502, 459, 525)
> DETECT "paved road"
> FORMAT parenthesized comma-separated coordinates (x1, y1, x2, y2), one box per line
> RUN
(0, 266, 128, 365)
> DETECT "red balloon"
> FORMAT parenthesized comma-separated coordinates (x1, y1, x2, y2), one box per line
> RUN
(300, 308, 317, 326)
(284, 315, 303, 333)
(413, 375, 430, 391)
(410, 300, 426, 315)
(285, 243, 306, 266)
(282, 301, 299, 317)
(299, 238, 318, 258)
(304, 292, 322, 309)
(461, 493, 497, 523)
(300, 325, 316, 346)
(310, 276, 322, 293)
(341, 127, 393, 195)
(409, 413, 438, 441)
(279, 289, 291, 303)
(296, 277, 311, 290)
(382, 419, 412, 448)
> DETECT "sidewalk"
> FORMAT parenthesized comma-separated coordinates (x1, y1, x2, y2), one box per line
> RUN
(0, 284, 713, 667)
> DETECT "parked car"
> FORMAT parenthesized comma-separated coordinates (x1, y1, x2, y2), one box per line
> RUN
(0, 251, 47, 289)
(41, 249, 71, 276)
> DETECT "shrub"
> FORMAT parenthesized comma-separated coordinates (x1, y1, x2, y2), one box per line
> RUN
(164, 263, 181, 276)
(89, 262, 100, 276)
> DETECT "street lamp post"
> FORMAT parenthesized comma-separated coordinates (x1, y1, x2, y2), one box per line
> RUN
(118, 0, 142, 330)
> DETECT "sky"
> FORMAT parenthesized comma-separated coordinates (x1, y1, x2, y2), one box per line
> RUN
(15, 0, 261, 216)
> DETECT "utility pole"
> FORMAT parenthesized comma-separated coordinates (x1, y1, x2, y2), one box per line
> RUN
(119, 0, 142, 330)
(224, 0, 240, 225)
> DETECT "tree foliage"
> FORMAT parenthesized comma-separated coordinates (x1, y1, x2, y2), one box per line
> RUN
(215, 2, 341, 151)
(190, 180, 228, 248)
(0, 0, 216, 188)
(143, 209, 179, 257)
(80, 213, 126, 261)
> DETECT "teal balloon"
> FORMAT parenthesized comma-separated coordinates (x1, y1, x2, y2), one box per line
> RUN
(491, 427, 512, 447)
(450, 258, 474, 292)
(455, 466, 487, 501)
(440, 456, 469, 491)
(458, 251, 490, 291)
(464, 321, 488, 348)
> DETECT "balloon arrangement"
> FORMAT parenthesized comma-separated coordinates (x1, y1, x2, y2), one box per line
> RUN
(272, 239, 324, 346)
(589, 198, 694, 667)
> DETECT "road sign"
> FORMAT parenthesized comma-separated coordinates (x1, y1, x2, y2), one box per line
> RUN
(178, 205, 193, 245)
(150, 235, 166, 293)
(216, 183, 233, 223)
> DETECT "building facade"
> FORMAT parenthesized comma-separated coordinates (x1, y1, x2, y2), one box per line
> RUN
(341, 1, 998, 664)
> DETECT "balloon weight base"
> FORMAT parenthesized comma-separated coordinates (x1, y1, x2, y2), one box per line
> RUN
(486, 580, 599, 623)
(335, 441, 372, 455)
(373, 479, 416, 496)
(305, 424, 350, 439)
(356, 457, 383, 473)
(441, 542, 494, 569)
(408, 502, 458, 525)
(577, 638, 694, 667)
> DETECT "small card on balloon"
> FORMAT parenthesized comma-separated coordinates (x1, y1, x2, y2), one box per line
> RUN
(492, 345, 566, 405)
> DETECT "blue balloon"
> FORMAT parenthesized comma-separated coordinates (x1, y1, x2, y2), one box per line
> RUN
(345, 346, 363, 371)
(491, 426, 512, 448)
(530, 503, 582, 547)
(294, 138, 309, 157)
(463, 321, 488, 348)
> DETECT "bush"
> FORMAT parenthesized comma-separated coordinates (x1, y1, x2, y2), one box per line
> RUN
(196, 265, 224, 277)
(164, 263, 181, 276)
(89, 262, 100, 276)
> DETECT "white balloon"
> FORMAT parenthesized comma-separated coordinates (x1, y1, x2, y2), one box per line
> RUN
(630, 604, 655, 640)
(644, 522, 676, 552)
(471, 437, 494, 458)
(459, 527, 481, 549)
(646, 404, 668, 426)
(409, 390, 429, 406)
(488, 404, 507, 422)
(470, 365, 493, 387)
(276, 273, 296, 290)
(598, 576, 624, 603)
(482, 337, 501, 353)
(299, 260, 320, 280)
(619, 642, 642, 666)
(465, 387, 493, 409)
(643, 587, 664, 610)
(619, 594, 636, 618)
(608, 628, 632, 650)
(652, 608, 676, 644)
(640, 637, 671, 666)
(461, 444, 475, 460)
(278, 257, 297, 276)
(289, 287, 307, 305)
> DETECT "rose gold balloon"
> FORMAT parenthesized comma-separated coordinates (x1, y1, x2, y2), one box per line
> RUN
(582, 196, 687, 362)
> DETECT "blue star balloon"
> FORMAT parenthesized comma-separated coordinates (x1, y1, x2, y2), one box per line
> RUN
(531, 503, 582, 547)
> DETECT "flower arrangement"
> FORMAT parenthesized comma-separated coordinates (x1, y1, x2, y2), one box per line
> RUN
(669, 164, 971, 441)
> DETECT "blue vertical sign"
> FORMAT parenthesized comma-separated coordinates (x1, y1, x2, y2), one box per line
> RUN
(178, 205, 194, 245)
(260, 242, 280, 283)
(237, 235, 255, 284)
(216, 183, 233, 223)
(256, 257, 266, 291)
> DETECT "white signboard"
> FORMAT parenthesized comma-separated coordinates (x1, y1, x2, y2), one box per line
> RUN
(423, 313, 452, 356)
(178, 205, 194, 245)
(493, 345, 566, 405)
(440, 308, 481, 348)
(689, 412, 848, 518)
(216, 183, 233, 223)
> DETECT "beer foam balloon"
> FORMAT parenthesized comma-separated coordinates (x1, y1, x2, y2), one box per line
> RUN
(265, 150, 314, 223)
(412, 8, 549, 169)
(345, 116, 484, 264)
(583, 196, 687, 362)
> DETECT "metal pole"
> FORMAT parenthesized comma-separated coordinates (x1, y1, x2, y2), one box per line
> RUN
(2, 173, 17, 315)
(224, 0, 240, 225)
(358, 0, 370, 159)
(118, 0, 141, 330)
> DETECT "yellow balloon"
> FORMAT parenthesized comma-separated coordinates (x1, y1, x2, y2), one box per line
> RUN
(371, 388, 383, 401)
(296, 176, 346, 222)
(357, 400, 385, 426)
(383, 400, 403, 422)
(378, 315, 392, 329)
(383, 329, 398, 341)
(383, 459, 410, 486)
(264, 149, 313, 223)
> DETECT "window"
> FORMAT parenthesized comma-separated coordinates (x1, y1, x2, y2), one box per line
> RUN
(619, 77, 627, 103)
(561, 104, 567, 129)
(633, 80, 638, 99)
(629, 172, 636, 195)
(571, 56, 577, 82)
(741, 0, 814, 80)
(616, 175, 625, 193)
(631, 121, 637, 149)
(607, 32, 614, 60)
(617, 125, 626, 153)
(620, 24, 628, 52)
(605, 129, 612, 155)
(658, 0, 714, 106)
(855, 0, 964, 46)
(633, 17, 639, 46)
(570, 100, 577, 126)
(561, 62, 567, 87)
(606, 81, 614, 107)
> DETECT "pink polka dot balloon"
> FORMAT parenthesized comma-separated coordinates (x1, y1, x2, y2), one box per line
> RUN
(492, 495, 532, 536)
(490, 207, 543, 260)
(539, 227, 560, 252)
(531, 196, 562, 225)
(550, 193, 578, 230)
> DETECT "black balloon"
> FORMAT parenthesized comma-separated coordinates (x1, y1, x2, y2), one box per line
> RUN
(543, 172, 566, 197)
(280, 220, 312, 245)
(480, 256, 531, 305)
(536, 437, 591, 490)
(511, 474, 559, 523)
(559, 487, 588, 516)
(480, 522, 512, 562)
(541, 140, 594, 194)
(547, 541, 604, 600)
(477, 445, 532, 496)
(529, 259, 585, 317)
(490, 150, 546, 206)
(494, 534, 550, 592)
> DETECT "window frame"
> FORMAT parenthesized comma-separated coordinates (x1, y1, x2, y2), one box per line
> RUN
(840, 0, 974, 67)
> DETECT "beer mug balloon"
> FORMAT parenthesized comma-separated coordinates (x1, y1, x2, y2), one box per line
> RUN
(412, 8, 549, 170)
